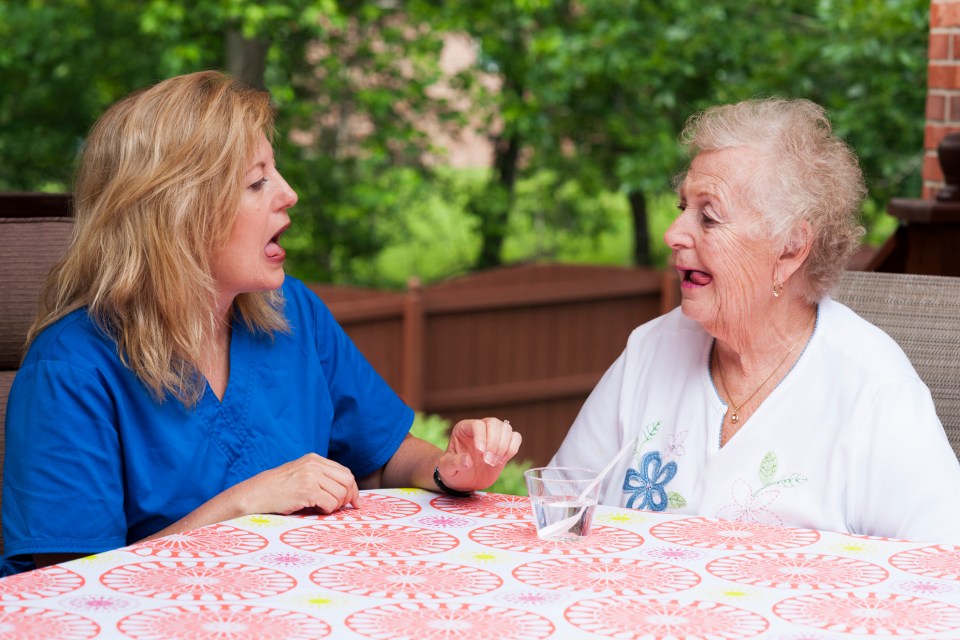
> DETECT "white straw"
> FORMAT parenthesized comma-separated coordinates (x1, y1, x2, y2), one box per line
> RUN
(536, 434, 638, 539)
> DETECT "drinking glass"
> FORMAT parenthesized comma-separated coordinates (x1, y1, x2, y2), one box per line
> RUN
(523, 466, 600, 541)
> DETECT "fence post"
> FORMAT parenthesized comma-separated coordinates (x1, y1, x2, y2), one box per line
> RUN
(660, 269, 680, 315)
(402, 276, 425, 410)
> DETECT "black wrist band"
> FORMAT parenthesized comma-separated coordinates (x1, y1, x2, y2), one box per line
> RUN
(433, 464, 474, 498)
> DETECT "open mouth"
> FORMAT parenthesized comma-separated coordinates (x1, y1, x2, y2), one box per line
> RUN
(265, 224, 289, 260)
(680, 268, 712, 286)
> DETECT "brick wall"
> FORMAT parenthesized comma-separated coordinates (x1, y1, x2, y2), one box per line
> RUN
(926, 1, 960, 198)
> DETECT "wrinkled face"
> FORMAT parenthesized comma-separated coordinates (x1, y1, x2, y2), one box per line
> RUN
(664, 147, 779, 337)
(211, 133, 298, 309)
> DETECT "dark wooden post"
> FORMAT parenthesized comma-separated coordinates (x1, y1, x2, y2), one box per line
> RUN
(402, 277, 425, 411)
(871, 133, 960, 276)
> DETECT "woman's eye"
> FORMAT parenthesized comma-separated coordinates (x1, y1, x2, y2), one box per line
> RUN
(676, 202, 686, 213)
(249, 177, 268, 192)
(700, 212, 718, 226)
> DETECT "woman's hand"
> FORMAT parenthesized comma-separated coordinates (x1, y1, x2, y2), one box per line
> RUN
(437, 417, 522, 493)
(235, 453, 360, 515)
(140, 453, 359, 545)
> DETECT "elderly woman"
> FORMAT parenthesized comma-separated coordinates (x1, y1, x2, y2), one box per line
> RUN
(552, 98, 960, 542)
(1, 71, 520, 576)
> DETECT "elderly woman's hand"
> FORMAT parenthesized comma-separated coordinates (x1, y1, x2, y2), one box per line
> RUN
(437, 417, 522, 493)
(237, 453, 360, 515)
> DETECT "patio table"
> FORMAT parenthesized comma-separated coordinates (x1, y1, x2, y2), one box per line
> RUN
(2, 488, 960, 639)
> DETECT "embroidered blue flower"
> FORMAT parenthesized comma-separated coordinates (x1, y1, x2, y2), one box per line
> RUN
(623, 451, 677, 511)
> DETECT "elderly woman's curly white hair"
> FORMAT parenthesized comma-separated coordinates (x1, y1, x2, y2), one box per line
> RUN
(679, 98, 867, 303)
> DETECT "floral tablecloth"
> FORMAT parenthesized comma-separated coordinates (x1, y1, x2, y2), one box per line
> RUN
(2, 489, 960, 639)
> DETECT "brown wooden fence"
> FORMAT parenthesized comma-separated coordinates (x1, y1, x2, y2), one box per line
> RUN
(311, 263, 674, 467)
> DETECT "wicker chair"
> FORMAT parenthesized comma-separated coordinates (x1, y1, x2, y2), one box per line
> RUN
(833, 270, 960, 460)
(0, 194, 74, 558)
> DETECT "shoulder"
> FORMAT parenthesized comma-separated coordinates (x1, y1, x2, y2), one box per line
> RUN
(22, 309, 118, 371)
(623, 306, 711, 364)
(815, 298, 918, 381)
(278, 275, 337, 329)
(280, 275, 326, 310)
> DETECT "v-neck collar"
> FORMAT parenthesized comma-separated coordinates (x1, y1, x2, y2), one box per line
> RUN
(200, 316, 252, 412)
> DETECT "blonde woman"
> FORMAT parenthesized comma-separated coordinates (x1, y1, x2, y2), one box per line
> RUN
(2, 71, 520, 576)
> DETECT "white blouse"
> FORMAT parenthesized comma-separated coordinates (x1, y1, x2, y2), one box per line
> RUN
(552, 298, 960, 543)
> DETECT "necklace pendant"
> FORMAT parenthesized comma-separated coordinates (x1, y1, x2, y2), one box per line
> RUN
(730, 411, 739, 424)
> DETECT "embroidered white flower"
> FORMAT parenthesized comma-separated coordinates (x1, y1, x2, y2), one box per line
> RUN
(716, 452, 807, 527)
(717, 479, 783, 526)
(662, 429, 688, 462)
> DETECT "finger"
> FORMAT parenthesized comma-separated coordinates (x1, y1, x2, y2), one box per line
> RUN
(437, 450, 473, 483)
(457, 418, 486, 453)
(477, 417, 503, 465)
(488, 419, 515, 465)
(316, 474, 362, 513)
(346, 479, 361, 509)
(297, 460, 355, 510)
(476, 417, 511, 466)
(504, 430, 522, 463)
(312, 487, 345, 514)
(310, 457, 357, 487)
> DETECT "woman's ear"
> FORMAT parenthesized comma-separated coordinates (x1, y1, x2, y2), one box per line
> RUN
(777, 220, 814, 283)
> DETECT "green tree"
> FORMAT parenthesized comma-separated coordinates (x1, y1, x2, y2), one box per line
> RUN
(440, 0, 928, 266)
(428, 1, 576, 269)
(1, 0, 457, 284)
(1, 0, 930, 275)
(0, 0, 171, 190)
(137, 0, 461, 283)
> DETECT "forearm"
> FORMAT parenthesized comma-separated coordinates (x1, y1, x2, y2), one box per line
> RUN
(140, 483, 248, 542)
(360, 435, 443, 491)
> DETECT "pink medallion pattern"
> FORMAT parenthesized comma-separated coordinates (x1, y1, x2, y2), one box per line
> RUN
(469, 522, 644, 555)
(495, 590, 568, 607)
(345, 602, 554, 640)
(706, 553, 889, 590)
(889, 545, 960, 581)
(565, 596, 769, 639)
(0, 605, 100, 639)
(307, 493, 421, 522)
(127, 524, 269, 558)
(412, 514, 475, 528)
(0, 565, 85, 601)
(6, 489, 955, 639)
(251, 551, 322, 568)
(116, 604, 331, 639)
(310, 560, 502, 599)
(650, 517, 820, 550)
(280, 523, 459, 557)
(432, 493, 533, 520)
(100, 561, 296, 601)
(644, 546, 704, 562)
(773, 591, 960, 636)
(61, 594, 137, 613)
(512, 557, 700, 595)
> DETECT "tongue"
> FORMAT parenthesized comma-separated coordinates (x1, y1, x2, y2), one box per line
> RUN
(689, 270, 712, 285)
(265, 240, 285, 259)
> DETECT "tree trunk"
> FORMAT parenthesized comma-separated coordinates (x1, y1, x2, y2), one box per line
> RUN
(628, 189, 651, 266)
(475, 132, 521, 269)
(225, 29, 269, 91)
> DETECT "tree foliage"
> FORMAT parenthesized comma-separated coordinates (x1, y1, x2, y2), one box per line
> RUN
(0, 0, 930, 277)
(436, 0, 928, 265)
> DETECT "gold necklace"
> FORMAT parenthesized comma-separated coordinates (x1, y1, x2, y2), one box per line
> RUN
(715, 318, 814, 425)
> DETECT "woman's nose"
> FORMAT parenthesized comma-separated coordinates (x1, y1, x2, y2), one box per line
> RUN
(277, 175, 298, 210)
(664, 210, 692, 249)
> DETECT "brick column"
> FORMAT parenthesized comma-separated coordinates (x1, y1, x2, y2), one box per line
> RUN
(926, 1, 960, 198)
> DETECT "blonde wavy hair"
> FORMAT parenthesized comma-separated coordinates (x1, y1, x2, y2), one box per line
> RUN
(679, 98, 867, 303)
(28, 70, 289, 406)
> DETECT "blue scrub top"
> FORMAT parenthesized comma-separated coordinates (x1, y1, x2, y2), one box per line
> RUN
(2, 276, 413, 575)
